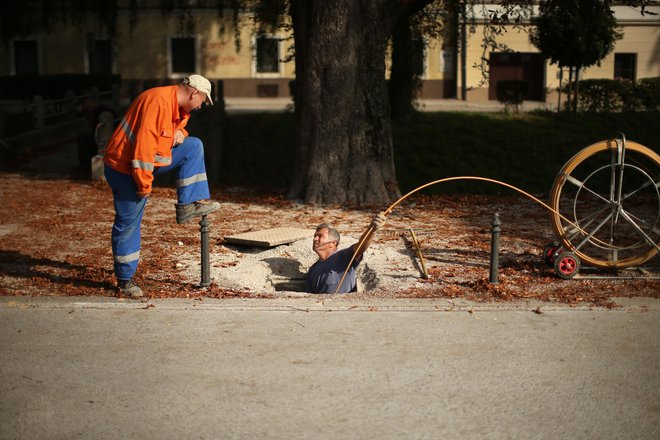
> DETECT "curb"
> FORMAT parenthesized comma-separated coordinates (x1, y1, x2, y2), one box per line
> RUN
(1, 296, 658, 313)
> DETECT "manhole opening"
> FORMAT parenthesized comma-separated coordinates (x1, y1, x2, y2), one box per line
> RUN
(267, 262, 379, 292)
(204, 227, 423, 294)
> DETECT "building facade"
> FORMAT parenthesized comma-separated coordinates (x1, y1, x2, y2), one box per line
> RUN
(1, 2, 658, 104)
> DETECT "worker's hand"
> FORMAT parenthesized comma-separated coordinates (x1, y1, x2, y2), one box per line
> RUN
(136, 191, 150, 199)
(371, 212, 387, 231)
(173, 129, 185, 146)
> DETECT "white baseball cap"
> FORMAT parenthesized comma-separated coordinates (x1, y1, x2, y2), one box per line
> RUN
(183, 74, 213, 105)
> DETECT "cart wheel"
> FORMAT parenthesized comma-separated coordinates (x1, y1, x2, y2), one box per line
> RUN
(549, 138, 660, 270)
(554, 252, 581, 279)
(543, 242, 561, 266)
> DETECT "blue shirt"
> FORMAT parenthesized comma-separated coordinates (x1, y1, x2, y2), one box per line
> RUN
(305, 247, 362, 294)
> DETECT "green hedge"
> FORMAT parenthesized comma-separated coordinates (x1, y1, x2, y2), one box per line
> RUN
(219, 111, 659, 195)
(635, 77, 660, 111)
(575, 79, 632, 112)
(392, 111, 659, 195)
(567, 77, 660, 112)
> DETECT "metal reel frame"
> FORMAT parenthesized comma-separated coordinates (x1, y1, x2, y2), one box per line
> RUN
(548, 135, 660, 275)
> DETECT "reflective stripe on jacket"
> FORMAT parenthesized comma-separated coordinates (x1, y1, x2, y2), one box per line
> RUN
(103, 85, 189, 195)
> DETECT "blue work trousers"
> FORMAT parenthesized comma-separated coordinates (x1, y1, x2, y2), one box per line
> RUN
(105, 136, 211, 281)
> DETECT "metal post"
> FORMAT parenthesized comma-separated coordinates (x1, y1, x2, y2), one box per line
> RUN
(200, 215, 210, 287)
(460, 1, 467, 101)
(111, 84, 121, 112)
(557, 67, 563, 112)
(33, 95, 44, 129)
(91, 86, 100, 103)
(489, 213, 500, 284)
(64, 90, 76, 120)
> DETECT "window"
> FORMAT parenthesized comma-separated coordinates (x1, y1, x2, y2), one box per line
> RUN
(439, 49, 454, 74)
(170, 37, 196, 75)
(13, 40, 39, 75)
(256, 36, 280, 74)
(614, 53, 636, 81)
(89, 39, 113, 74)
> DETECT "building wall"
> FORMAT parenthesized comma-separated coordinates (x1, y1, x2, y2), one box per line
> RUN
(43, 29, 86, 74)
(1, 4, 657, 103)
(591, 24, 660, 80)
(461, 5, 660, 103)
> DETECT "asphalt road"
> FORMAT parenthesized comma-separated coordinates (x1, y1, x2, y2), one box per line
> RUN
(1, 297, 658, 440)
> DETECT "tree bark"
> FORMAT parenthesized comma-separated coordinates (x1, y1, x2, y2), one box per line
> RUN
(567, 66, 574, 112)
(574, 65, 581, 112)
(389, 15, 418, 122)
(288, 0, 432, 206)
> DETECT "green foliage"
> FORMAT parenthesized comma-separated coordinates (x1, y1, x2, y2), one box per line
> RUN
(574, 79, 634, 112)
(1, 0, 120, 41)
(1, 1, 249, 42)
(495, 80, 529, 112)
(220, 110, 659, 195)
(635, 77, 660, 111)
(392, 111, 659, 195)
(221, 112, 296, 188)
(529, 0, 622, 69)
(558, 77, 660, 113)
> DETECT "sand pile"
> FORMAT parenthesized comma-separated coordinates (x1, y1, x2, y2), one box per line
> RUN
(178, 232, 426, 295)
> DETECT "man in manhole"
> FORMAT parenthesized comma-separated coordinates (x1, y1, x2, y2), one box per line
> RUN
(306, 213, 387, 293)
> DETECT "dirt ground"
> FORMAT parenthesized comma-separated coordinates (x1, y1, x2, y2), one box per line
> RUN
(1, 141, 658, 307)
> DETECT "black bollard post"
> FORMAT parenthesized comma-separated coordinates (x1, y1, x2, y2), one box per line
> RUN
(489, 213, 500, 284)
(200, 214, 210, 287)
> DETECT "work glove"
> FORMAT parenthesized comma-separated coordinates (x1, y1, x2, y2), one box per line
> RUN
(371, 212, 387, 231)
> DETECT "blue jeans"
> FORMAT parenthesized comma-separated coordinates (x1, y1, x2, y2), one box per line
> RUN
(105, 136, 211, 281)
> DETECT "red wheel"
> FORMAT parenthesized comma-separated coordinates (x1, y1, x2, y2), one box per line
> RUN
(553, 252, 581, 279)
(543, 242, 561, 266)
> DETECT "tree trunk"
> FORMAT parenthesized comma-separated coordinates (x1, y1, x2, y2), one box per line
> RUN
(389, 15, 418, 122)
(566, 66, 574, 112)
(574, 65, 581, 112)
(288, 0, 430, 206)
(557, 67, 563, 111)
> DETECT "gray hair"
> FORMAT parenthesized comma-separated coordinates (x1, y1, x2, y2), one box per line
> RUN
(316, 223, 340, 245)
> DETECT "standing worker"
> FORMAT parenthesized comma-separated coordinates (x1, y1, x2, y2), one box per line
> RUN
(104, 75, 220, 298)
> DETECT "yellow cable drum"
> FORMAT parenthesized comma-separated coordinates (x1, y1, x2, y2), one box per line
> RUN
(549, 137, 660, 271)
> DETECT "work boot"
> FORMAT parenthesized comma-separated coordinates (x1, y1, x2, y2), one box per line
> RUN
(175, 200, 220, 224)
(118, 279, 144, 299)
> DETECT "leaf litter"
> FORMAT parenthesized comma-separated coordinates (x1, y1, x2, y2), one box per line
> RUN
(1, 166, 658, 307)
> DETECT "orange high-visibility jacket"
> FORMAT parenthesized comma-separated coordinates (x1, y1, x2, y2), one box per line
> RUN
(104, 85, 190, 196)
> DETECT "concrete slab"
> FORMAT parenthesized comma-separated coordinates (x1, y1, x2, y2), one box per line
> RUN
(224, 226, 313, 247)
(1, 299, 659, 440)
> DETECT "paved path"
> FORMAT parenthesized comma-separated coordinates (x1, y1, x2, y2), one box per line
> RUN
(1, 297, 658, 440)
(223, 97, 553, 114)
